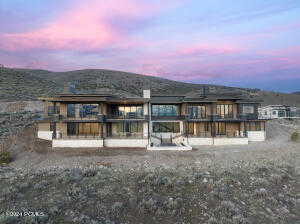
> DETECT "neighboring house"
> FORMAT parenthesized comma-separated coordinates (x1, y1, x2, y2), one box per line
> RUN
(37, 87, 267, 149)
(258, 105, 300, 119)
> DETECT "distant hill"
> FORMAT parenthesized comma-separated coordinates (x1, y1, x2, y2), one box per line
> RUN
(292, 91, 300, 95)
(1, 67, 300, 106)
(0, 67, 59, 101)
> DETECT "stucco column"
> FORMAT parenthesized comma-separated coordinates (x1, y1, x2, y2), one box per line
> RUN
(102, 124, 107, 137)
(60, 103, 67, 117)
(181, 103, 187, 115)
(233, 104, 238, 118)
(180, 121, 184, 134)
(143, 103, 148, 115)
(44, 102, 49, 117)
(75, 104, 80, 118)
(143, 122, 148, 138)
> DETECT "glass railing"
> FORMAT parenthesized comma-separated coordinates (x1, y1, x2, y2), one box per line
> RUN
(107, 132, 145, 138)
(187, 114, 209, 119)
(107, 113, 144, 119)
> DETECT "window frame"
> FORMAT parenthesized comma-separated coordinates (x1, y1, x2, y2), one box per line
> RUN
(216, 104, 233, 118)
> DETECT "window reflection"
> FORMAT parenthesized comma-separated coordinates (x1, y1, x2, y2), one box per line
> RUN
(79, 104, 98, 118)
(188, 105, 207, 119)
(152, 122, 180, 133)
(110, 105, 144, 118)
(67, 104, 75, 118)
(151, 105, 179, 116)
(216, 104, 233, 118)
(108, 121, 143, 136)
(48, 106, 60, 116)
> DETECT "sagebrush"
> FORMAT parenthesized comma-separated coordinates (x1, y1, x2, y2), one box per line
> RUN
(290, 131, 299, 142)
(0, 151, 12, 164)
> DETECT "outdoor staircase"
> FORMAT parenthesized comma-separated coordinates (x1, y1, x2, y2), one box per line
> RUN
(147, 134, 192, 151)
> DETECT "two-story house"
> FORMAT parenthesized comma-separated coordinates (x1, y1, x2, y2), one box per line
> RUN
(258, 105, 300, 119)
(37, 87, 267, 149)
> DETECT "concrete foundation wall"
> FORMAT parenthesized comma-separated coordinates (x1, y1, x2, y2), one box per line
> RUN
(214, 137, 248, 145)
(104, 139, 148, 147)
(53, 139, 104, 148)
(188, 138, 213, 146)
(37, 131, 53, 140)
(247, 131, 266, 141)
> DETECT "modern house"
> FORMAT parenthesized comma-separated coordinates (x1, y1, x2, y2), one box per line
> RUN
(258, 105, 300, 119)
(37, 87, 267, 149)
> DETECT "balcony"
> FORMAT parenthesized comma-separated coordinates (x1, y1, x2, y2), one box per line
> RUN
(40, 114, 62, 122)
(107, 132, 146, 139)
(207, 114, 238, 121)
(188, 131, 248, 138)
(237, 114, 259, 120)
(106, 113, 148, 121)
(55, 133, 103, 139)
(61, 114, 106, 122)
(186, 114, 210, 121)
(151, 115, 186, 121)
(186, 113, 259, 122)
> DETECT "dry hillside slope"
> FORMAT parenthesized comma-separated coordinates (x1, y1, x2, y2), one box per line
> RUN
(1, 67, 300, 106)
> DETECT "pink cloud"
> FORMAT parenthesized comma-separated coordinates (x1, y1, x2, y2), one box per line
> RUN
(131, 42, 300, 82)
(0, 0, 162, 52)
(132, 43, 242, 78)
(174, 44, 241, 57)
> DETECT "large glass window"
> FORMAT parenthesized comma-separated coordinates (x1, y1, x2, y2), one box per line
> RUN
(109, 105, 143, 118)
(151, 105, 179, 117)
(242, 105, 254, 114)
(152, 122, 180, 133)
(188, 105, 207, 118)
(216, 104, 233, 118)
(278, 110, 285, 117)
(67, 104, 75, 118)
(187, 122, 194, 135)
(48, 105, 60, 116)
(245, 122, 262, 131)
(79, 104, 99, 118)
(109, 121, 143, 136)
(67, 123, 100, 136)
(215, 122, 226, 135)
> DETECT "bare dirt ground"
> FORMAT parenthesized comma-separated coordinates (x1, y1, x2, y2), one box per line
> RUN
(8, 119, 300, 173)
(1, 119, 299, 224)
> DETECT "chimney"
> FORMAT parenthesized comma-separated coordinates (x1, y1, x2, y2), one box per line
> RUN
(63, 83, 69, 94)
(143, 89, 151, 98)
(202, 86, 209, 97)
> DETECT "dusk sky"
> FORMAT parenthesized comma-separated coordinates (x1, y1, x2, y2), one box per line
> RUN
(0, 0, 300, 92)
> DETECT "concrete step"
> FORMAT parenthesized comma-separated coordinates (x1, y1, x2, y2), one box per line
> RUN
(147, 145, 192, 151)
(160, 143, 177, 146)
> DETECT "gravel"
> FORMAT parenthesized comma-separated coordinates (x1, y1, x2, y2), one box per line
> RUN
(0, 119, 299, 223)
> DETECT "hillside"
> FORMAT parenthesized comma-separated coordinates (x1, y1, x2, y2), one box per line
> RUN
(1, 67, 300, 106)
(0, 67, 59, 101)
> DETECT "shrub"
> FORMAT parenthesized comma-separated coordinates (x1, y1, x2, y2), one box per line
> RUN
(291, 131, 299, 142)
(0, 151, 12, 165)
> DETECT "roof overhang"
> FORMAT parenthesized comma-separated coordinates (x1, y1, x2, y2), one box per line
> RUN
(38, 97, 107, 102)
